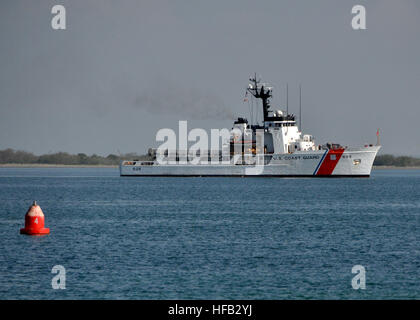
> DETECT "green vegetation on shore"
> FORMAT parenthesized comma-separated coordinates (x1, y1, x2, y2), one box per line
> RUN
(0, 148, 152, 166)
(1, 149, 419, 167)
(373, 154, 420, 167)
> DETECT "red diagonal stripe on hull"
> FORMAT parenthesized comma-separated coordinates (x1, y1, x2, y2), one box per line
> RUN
(316, 149, 345, 176)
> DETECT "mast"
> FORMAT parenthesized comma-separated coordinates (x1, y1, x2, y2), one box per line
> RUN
(299, 84, 302, 130)
(247, 73, 273, 122)
(286, 83, 289, 116)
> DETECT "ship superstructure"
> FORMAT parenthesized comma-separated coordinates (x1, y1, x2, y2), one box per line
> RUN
(120, 75, 380, 177)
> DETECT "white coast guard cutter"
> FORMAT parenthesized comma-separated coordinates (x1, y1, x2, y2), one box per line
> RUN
(120, 75, 380, 177)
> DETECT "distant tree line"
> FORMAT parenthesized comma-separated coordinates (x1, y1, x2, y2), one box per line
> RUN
(1, 149, 419, 167)
(373, 154, 420, 167)
(0, 148, 152, 165)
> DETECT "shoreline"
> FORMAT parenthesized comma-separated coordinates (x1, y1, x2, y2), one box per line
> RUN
(372, 165, 420, 170)
(0, 164, 419, 170)
(0, 164, 118, 168)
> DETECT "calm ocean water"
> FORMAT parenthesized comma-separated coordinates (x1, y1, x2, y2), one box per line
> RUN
(0, 167, 418, 299)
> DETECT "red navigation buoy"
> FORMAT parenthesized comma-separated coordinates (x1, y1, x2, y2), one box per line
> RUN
(20, 201, 50, 235)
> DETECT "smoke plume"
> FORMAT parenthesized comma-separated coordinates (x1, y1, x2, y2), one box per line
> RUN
(134, 82, 235, 120)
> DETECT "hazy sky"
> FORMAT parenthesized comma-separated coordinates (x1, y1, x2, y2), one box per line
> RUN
(0, 0, 419, 156)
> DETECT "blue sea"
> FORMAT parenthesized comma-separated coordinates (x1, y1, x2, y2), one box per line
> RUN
(0, 167, 418, 299)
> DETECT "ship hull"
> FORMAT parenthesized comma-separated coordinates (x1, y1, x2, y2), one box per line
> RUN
(120, 146, 380, 177)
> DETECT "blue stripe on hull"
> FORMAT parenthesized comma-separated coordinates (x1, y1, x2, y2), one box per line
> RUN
(313, 150, 328, 175)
